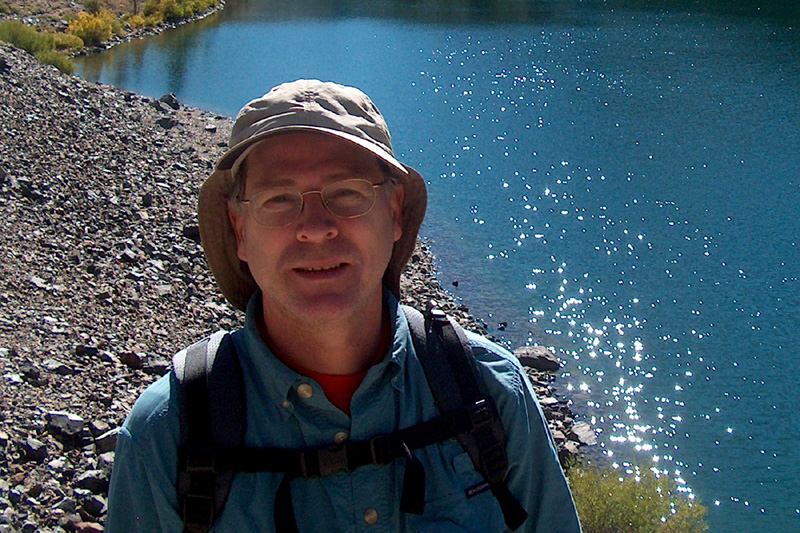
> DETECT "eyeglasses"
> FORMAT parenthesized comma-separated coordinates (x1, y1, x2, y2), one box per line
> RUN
(238, 178, 391, 227)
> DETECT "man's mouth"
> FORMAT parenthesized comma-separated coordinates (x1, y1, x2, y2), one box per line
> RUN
(296, 263, 345, 273)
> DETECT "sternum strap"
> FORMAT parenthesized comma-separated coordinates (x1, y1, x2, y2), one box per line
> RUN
(189, 404, 476, 479)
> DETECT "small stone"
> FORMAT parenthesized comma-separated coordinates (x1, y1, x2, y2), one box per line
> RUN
(539, 396, 560, 407)
(514, 346, 561, 372)
(97, 451, 115, 474)
(53, 498, 78, 513)
(19, 361, 41, 382)
(30, 276, 49, 289)
(20, 437, 48, 462)
(46, 411, 85, 439)
(88, 420, 110, 437)
(119, 248, 139, 264)
(571, 421, 597, 446)
(42, 359, 74, 376)
(47, 457, 66, 471)
(57, 514, 83, 530)
(143, 361, 170, 376)
(141, 192, 154, 207)
(75, 345, 99, 357)
(156, 116, 179, 130)
(74, 470, 108, 494)
(182, 224, 201, 243)
(158, 92, 180, 110)
(3, 373, 21, 384)
(94, 428, 120, 454)
(118, 351, 143, 370)
(155, 284, 172, 296)
(81, 494, 106, 517)
(74, 522, 104, 533)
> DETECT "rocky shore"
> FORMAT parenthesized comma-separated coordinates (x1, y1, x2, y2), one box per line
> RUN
(0, 43, 591, 532)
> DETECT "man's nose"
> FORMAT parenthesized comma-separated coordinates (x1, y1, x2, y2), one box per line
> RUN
(295, 192, 339, 242)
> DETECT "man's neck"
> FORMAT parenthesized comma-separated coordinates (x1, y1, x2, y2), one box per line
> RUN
(257, 296, 389, 375)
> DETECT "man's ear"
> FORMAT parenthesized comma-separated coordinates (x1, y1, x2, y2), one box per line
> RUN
(228, 206, 248, 262)
(390, 183, 404, 243)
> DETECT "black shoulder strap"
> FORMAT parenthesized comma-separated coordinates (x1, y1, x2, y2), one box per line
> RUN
(403, 302, 528, 531)
(173, 331, 244, 533)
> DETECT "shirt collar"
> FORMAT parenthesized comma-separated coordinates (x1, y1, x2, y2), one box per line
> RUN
(237, 290, 413, 405)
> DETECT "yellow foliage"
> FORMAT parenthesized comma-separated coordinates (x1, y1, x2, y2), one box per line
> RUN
(125, 14, 146, 29)
(567, 463, 709, 533)
(52, 32, 84, 51)
(68, 11, 113, 46)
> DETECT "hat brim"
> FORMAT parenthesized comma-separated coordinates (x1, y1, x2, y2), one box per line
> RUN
(198, 129, 427, 312)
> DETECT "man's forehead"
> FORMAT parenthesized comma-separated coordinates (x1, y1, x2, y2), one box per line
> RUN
(242, 133, 384, 183)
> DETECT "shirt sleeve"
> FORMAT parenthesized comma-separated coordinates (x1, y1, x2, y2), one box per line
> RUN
(466, 331, 582, 533)
(105, 374, 185, 533)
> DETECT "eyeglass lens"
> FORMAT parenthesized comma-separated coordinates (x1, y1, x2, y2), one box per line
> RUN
(247, 179, 381, 227)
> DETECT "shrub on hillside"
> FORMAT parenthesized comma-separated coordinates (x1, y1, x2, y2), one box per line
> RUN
(144, 12, 164, 26)
(35, 50, 75, 75)
(0, 1, 16, 15)
(52, 32, 85, 51)
(124, 14, 147, 29)
(143, 0, 217, 23)
(567, 462, 708, 532)
(0, 20, 54, 55)
(67, 9, 123, 46)
(84, 0, 104, 15)
(0, 20, 75, 74)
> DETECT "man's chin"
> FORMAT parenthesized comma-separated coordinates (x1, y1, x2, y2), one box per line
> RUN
(286, 292, 368, 322)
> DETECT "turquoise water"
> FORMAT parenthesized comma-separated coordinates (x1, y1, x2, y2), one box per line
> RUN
(75, 1, 800, 529)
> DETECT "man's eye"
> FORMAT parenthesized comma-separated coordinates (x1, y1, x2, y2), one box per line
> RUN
(329, 188, 367, 203)
(259, 193, 296, 210)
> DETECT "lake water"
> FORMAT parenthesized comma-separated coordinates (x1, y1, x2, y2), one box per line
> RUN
(75, 0, 800, 529)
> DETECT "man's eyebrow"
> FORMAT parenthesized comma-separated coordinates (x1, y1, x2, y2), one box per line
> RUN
(256, 171, 372, 188)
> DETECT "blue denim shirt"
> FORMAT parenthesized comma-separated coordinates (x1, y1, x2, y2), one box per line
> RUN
(106, 294, 580, 532)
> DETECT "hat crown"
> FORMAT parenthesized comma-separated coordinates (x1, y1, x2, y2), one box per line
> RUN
(229, 79, 394, 160)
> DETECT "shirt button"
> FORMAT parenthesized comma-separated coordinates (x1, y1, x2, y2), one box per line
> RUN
(282, 400, 292, 409)
(334, 431, 349, 444)
(297, 383, 313, 399)
(363, 508, 378, 525)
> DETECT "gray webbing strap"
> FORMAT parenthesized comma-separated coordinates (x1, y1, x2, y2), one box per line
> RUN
(174, 331, 244, 533)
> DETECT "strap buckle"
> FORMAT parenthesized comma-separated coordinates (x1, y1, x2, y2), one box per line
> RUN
(181, 446, 218, 531)
(369, 435, 392, 465)
(301, 444, 351, 477)
(468, 400, 507, 484)
(468, 399, 493, 428)
(184, 446, 215, 472)
(183, 493, 215, 531)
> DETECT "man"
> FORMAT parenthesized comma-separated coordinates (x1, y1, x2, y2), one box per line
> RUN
(106, 79, 581, 532)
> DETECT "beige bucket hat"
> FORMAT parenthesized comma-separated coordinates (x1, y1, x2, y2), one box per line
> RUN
(198, 79, 428, 312)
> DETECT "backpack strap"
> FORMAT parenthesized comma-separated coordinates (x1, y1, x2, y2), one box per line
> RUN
(173, 331, 244, 533)
(403, 302, 528, 530)
(172, 306, 527, 532)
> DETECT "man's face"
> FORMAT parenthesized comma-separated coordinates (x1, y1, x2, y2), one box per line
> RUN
(229, 132, 404, 327)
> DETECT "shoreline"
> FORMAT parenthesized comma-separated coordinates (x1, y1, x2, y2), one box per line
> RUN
(0, 41, 590, 531)
(71, 1, 227, 58)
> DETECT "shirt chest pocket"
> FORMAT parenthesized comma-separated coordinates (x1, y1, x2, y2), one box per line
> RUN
(411, 446, 508, 533)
